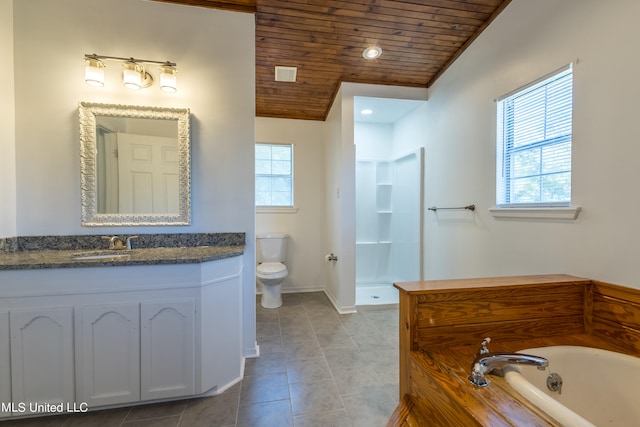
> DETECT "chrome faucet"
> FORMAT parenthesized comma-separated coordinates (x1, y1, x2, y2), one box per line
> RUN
(102, 235, 138, 250)
(468, 338, 549, 387)
(125, 235, 138, 250)
(103, 235, 125, 250)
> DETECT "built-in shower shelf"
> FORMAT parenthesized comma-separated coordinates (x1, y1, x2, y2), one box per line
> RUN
(377, 211, 392, 214)
(356, 241, 378, 245)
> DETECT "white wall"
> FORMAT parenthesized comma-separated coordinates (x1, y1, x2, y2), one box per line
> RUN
(355, 122, 393, 159)
(13, 0, 254, 236)
(393, 103, 429, 159)
(421, 0, 640, 289)
(11, 0, 258, 356)
(0, 0, 16, 238)
(255, 117, 328, 293)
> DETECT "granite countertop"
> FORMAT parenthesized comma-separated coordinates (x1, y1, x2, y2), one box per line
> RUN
(0, 245, 245, 271)
(0, 233, 246, 271)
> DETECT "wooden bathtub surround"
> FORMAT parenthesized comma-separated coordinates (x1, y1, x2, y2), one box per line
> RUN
(589, 280, 640, 354)
(389, 275, 640, 427)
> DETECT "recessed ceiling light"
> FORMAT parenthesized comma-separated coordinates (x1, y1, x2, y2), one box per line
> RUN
(361, 109, 373, 115)
(362, 46, 382, 60)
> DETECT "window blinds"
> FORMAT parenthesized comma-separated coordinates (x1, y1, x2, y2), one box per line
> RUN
(496, 65, 573, 207)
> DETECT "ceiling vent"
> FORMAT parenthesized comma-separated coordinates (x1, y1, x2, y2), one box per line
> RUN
(275, 66, 297, 82)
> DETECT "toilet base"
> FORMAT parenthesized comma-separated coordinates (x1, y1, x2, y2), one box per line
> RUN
(261, 283, 283, 309)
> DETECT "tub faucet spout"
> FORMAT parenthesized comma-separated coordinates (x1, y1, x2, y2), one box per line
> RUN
(469, 352, 549, 387)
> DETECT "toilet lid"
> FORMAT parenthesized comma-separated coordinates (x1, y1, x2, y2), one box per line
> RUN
(257, 262, 287, 275)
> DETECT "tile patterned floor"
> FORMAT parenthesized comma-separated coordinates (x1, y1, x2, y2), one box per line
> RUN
(1, 292, 400, 427)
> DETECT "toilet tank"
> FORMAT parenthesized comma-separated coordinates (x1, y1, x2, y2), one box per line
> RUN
(256, 233, 288, 263)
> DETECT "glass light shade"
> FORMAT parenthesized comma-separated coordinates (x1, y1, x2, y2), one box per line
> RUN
(362, 46, 382, 60)
(122, 61, 143, 90)
(159, 65, 177, 93)
(84, 58, 105, 87)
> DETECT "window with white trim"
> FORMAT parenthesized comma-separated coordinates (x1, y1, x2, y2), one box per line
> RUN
(496, 65, 573, 207)
(255, 143, 293, 207)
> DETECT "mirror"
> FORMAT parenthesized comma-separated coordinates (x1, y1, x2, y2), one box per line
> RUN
(79, 102, 191, 226)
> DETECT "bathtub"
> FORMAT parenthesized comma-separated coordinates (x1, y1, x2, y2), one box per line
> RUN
(504, 346, 640, 426)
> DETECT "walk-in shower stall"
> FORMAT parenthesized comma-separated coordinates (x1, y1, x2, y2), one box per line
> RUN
(355, 148, 423, 305)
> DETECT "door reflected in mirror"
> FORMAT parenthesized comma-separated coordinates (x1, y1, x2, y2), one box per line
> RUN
(96, 116, 179, 214)
(79, 103, 190, 226)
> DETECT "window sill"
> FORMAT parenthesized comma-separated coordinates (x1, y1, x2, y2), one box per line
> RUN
(489, 206, 581, 220)
(256, 207, 299, 214)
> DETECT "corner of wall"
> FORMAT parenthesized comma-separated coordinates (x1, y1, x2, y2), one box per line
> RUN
(0, 0, 17, 238)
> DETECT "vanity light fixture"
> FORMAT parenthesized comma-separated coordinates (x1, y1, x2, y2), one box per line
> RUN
(159, 63, 178, 92)
(83, 54, 177, 92)
(84, 55, 106, 87)
(122, 60, 148, 90)
(362, 46, 382, 60)
(361, 109, 373, 115)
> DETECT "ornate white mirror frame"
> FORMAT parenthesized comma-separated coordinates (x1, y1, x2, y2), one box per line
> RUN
(79, 102, 191, 226)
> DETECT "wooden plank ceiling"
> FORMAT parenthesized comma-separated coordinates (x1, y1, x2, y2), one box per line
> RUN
(153, 0, 511, 121)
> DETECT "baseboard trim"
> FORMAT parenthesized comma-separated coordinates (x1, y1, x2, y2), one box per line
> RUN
(283, 286, 327, 294)
(244, 343, 260, 359)
(324, 289, 357, 314)
(256, 286, 326, 295)
(255, 286, 358, 313)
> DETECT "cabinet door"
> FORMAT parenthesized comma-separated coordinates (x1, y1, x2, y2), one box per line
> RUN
(78, 304, 140, 406)
(141, 300, 194, 400)
(10, 307, 74, 408)
(0, 312, 10, 419)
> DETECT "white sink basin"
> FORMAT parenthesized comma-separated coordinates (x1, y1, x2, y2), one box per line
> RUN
(70, 251, 132, 260)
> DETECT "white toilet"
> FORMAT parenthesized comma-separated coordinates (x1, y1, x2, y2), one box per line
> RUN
(256, 233, 289, 309)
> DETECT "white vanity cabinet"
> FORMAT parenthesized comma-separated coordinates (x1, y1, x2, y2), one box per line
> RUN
(140, 300, 195, 400)
(10, 307, 75, 409)
(79, 303, 140, 406)
(78, 300, 196, 406)
(0, 255, 243, 418)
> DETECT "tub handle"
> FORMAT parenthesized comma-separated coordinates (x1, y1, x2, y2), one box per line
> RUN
(547, 372, 563, 394)
(478, 337, 491, 355)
